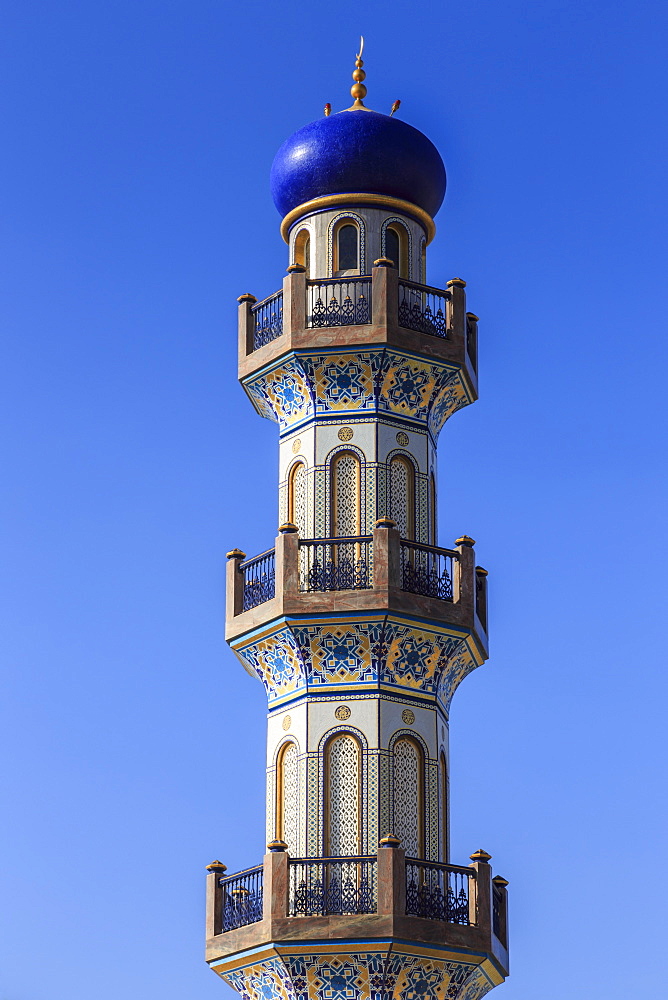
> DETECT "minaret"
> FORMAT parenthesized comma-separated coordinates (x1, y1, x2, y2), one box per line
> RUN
(206, 46, 510, 1000)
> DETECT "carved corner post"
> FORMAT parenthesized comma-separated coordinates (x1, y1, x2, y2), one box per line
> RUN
(465, 312, 479, 376)
(276, 523, 299, 601)
(372, 518, 400, 591)
(283, 265, 306, 335)
(475, 566, 488, 634)
(446, 278, 467, 345)
(454, 535, 476, 612)
(377, 835, 406, 917)
(226, 549, 246, 621)
(372, 260, 398, 329)
(263, 842, 289, 921)
(206, 861, 228, 938)
(492, 875, 509, 948)
(469, 849, 493, 937)
(237, 294, 256, 360)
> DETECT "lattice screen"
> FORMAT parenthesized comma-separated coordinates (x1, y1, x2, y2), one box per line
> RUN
(393, 738, 422, 857)
(327, 735, 359, 855)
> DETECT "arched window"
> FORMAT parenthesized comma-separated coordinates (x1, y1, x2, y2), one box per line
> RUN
(277, 741, 299, 853)
(389, 455, 415, 539)
(420, 238, 427, 284)
(294, 228, 310, 275)
(326, 733, 360, 855)
(289, 461, 307, 535)
(393, 736, 423, 858)
(440, 751, 448, 863)
(335, 223, 359, 275)
(385, 225, 408, 277)
(430, 471, 437, 544)
(332, 451, 360, 537)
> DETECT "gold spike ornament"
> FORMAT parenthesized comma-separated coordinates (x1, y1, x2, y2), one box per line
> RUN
(390, 99, 401, 117)
(324, 103, 331, 116)
(350, 36, 367, 108)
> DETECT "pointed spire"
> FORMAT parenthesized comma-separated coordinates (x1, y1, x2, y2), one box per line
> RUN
(350, 36, 367, 108)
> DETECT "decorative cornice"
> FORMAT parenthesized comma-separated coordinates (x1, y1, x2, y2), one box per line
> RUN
(280, 192, 436, 245)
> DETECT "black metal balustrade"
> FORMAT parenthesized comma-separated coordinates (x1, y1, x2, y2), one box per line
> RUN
(252, 290, 283, 349)
(240, 549, 276, 611)
(307, 277, 371, 328)
(400, 541, 455, 601)
(299, 537, 373, 592)
(289, 856, 377, 916)
(219, 865, 264, 931)
(405, 859, 472, 924)
(398, 280, 450, 338)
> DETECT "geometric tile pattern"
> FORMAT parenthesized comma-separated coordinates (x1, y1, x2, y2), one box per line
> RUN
(242, 348, 471, 437)
(222, 957, 296, 1000)
(234, 617, 480, 711)
(219, 951, 497, 1000)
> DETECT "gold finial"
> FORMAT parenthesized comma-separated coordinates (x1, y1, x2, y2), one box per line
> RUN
(324, 103, 331, 117)
(390, 99, 401, 117)
(350, 35, 367, 108)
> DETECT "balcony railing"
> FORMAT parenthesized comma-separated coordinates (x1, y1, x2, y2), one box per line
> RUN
(288, 856, 377, 916)
(476, 569, 488, 631)
(405, 859, 472, 924)
(252, 290, 283, 349)
(299, 536, 373, 592)
(400, 540, 455, 601)
(398, 279, 450, 338)
(219, 865, 263, 931)
(466, 313, 478, 374)
(240, 548, 275, 610)
(307, 277, 371, 328)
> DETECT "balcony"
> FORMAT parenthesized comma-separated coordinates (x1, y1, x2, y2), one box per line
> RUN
(226, 523, 488, 654)
(237, 264, 478, 390)
(205, 842, 508, 978)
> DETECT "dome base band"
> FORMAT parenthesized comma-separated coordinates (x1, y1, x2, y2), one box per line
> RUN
(281, 193, 436, 244)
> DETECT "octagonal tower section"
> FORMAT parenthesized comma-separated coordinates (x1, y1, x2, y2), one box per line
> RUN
(207, 61, 508, 1000)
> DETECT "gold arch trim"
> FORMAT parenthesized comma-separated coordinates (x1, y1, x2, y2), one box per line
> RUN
(281, 193, 436, 244)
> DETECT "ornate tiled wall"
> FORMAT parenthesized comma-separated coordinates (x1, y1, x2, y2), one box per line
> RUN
(216, 948, 500, 1000)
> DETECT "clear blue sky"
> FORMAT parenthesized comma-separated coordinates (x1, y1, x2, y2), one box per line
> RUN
(1, 2, 667, 998)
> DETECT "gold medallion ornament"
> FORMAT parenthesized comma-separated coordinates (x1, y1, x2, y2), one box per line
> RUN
(396, 431, 409, 447)
(334, 705, 351, 721)
(401, 709, 415, 725)
(291, 439, 301, 454)
(338, 427, 353, 442)
(282, 715, 292, 730)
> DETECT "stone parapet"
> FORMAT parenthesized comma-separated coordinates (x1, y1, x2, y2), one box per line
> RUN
(237, 266, 478, 401)
(226, 525, 488, 661)
(205, 845, 509, 987)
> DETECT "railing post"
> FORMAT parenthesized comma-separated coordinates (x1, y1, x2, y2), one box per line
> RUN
(454, 535, 475, 611)
(264, 841, 289, 920)
(276, 523, 299, 599)
(283, 265, 306, 334)
(373, 518, 400, 590)
(238, 294, 256, 359)
(377, 834, 405, 916)
(469, 849, 492, 933)
(372, 260, 398, 329)
(446, 278, 466, 344)
(226, 549, 246, 619)
(205, 860, 227, 937)
(466, 312, 479, 374)
(492, 875, 509, 947)
(475, 565, 488, 633)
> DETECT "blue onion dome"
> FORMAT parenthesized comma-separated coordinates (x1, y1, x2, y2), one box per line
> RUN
(271, 109, 446, 224)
